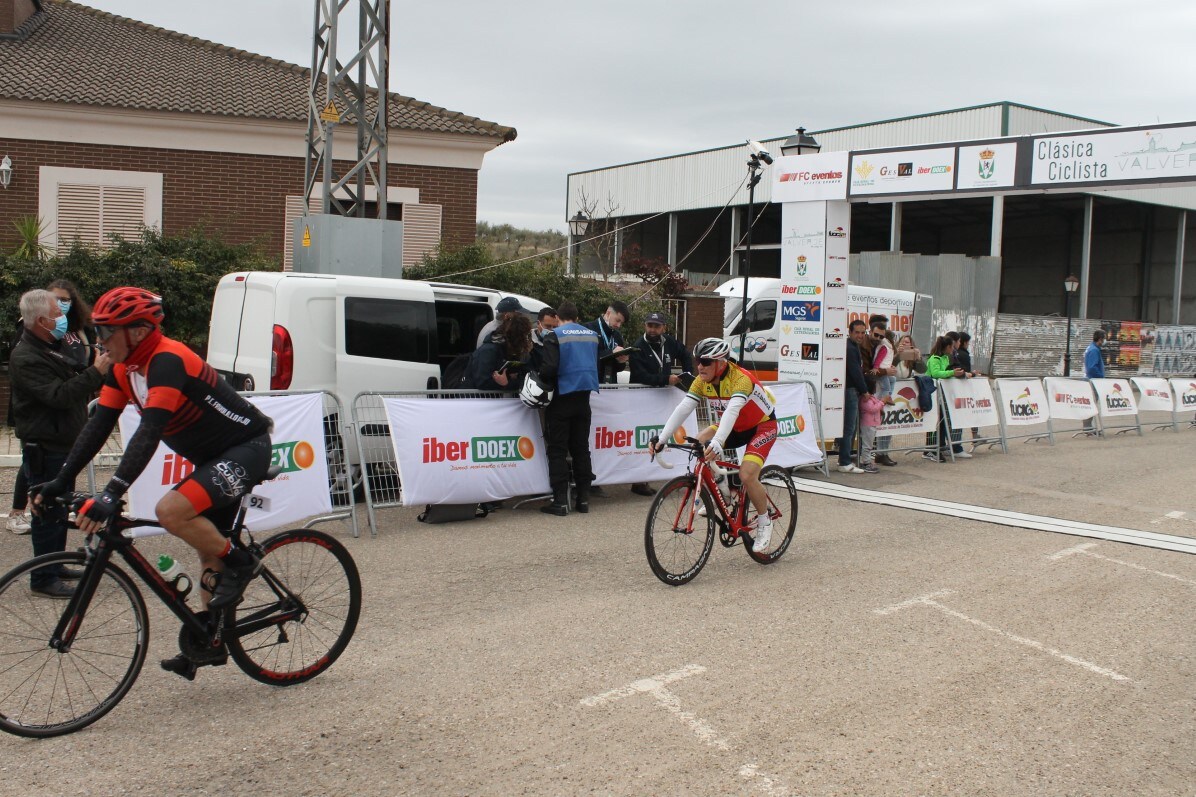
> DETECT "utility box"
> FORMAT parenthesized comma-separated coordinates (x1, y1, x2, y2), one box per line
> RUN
(292, 215, 405, 278)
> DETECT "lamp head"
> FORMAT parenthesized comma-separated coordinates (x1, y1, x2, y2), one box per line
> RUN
(780, 127, 822, 157)
(568, 211, 590, 237)
(1064, 274, 1080, 293)
(0, 155, 11, 189)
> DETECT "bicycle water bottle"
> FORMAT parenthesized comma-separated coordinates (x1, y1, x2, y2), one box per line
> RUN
(156, 554, 192, 598)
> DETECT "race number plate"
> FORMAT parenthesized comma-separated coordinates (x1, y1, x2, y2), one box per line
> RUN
(242, 493, 271, 512)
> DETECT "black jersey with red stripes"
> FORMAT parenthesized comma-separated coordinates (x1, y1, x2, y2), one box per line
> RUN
(98, 336, 271, 464)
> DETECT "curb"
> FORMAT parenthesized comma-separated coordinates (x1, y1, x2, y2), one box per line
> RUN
(1, 455, 21, 468)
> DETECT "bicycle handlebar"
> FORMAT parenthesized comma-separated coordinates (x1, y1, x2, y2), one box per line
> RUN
(649, 437, 729, 478)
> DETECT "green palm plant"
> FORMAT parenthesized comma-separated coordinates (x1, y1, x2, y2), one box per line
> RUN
(12, 216, 51, 261)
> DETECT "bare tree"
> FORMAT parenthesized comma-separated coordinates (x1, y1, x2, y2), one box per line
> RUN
(574, 187, 622, 280)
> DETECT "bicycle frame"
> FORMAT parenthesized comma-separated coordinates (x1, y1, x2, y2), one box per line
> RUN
(50, 504, 303, 655)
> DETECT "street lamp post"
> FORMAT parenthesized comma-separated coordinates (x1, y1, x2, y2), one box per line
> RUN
(779, 127, 822, 157)
(1063, 274, 1080, 375)
(738, 146, 772, 362)
(568, 211, 590, 275)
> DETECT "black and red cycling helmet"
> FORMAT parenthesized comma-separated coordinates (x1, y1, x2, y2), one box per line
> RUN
(92, 287, 164, 328)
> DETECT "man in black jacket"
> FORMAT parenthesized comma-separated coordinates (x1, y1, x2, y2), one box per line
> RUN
(835, 320, 871, 474)
(627, 311, 694, 496)
(585, 300, 631, 384)
(9, 290, 111, 597)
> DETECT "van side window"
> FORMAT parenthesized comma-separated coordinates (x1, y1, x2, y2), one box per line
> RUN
(748, 300, 776, 332)
(345, 297, 435, 363)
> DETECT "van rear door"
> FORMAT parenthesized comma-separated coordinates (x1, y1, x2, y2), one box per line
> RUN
(335, 278, 440, 402)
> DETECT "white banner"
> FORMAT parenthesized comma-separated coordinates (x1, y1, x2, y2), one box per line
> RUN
(995, 379, 1051, 427)
(1044, 378, 1098, 420)
(1169, 378, 1196, 415)
(939, 378, 1000, 429)
(767, 382, 823, 468)
(771, 152, 850, 202)
(956, 142, 1018, 190)
(876, 379, 939, 435)
(1131, 377, 1174, 413)
(120, 392, 333, 529)
(1031, 125, 1196, 185)
(850, 147, 955, 196)
(383, 397, 549, 504)
(590, 388, 697, 486)
(1091, 378, 1138, 417)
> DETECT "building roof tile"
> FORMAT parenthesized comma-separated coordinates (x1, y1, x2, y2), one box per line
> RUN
(0, 1, 516, 142)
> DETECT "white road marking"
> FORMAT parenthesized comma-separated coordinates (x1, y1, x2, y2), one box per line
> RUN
(1048, 543, 1196, 586)
(739, 763, 797, 796)
(793, 478, 1196, 555)
(582, 666, 796, 794)
(651, 687, 730, 751)
(1151, 510, 1192, 525)
(579, 664, 706, 707)
(874, 592, 1131, 683)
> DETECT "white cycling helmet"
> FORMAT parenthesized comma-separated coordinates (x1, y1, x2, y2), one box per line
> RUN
(519, 371, 553, 409)
(693, 337, 731, 361)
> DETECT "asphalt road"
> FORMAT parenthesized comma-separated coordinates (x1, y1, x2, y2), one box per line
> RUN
(1, 425, 1193, 796)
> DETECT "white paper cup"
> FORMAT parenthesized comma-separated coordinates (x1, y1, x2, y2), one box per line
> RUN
(616, 370, 631, 385)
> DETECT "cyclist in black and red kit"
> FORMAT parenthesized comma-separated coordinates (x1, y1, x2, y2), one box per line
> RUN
(33, 287, 273, 675)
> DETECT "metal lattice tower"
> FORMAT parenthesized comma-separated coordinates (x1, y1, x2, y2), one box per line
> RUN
(304, 0, 390, 217)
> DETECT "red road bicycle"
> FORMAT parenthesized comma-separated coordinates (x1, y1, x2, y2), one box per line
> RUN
(645, 438, 797, 585)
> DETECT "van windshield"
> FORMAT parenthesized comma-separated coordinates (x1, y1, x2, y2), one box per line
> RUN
(723, 298, 743, 329)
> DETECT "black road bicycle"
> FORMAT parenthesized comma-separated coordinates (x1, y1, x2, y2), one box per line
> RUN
(0, 470, 362, 738)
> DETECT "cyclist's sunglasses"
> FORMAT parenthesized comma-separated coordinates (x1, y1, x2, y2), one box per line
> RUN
(94, 325, 120, 342)
(697, 357, 720, 366)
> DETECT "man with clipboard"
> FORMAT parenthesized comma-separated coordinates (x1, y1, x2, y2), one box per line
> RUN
(585, 301, 631, 384)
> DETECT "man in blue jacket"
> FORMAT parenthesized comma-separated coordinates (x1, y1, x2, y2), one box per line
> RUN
(536, 301, 600, 515)
(1083, 330, 1106, 434)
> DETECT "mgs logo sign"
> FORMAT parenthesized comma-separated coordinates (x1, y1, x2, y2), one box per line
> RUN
(781, 301, 822, 322)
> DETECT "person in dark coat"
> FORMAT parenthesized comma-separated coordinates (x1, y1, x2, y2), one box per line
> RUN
(585, 300, 631, 384)
(466, 313, 533, 392)
(9, 289, 111, 598)
(628, 311, 694, 496)
(835, 320, 871, 474)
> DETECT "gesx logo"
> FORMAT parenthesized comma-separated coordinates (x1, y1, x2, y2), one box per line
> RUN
(422, 436, 535, 463)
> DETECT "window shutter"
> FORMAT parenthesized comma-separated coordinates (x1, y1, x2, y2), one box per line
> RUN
(401, 203, 442, 269)
(100, 186, 146, 244)
(56, 184, 102, 253)
(54, 184, 145, 253)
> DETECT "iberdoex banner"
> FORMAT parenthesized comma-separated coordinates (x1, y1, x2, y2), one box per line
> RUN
(939, 378, 999, 429)
(590, 388, 697, 486)
(1043, 378, 1097, 420)
(120, 392, 333, 530)
(384, 397, 549, 505)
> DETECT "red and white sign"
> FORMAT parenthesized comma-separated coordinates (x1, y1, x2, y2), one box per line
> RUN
(876, 380, 939, 435)
(1131, 377, 1173, 413)
(1044, 378, 1097, 421)
(589, 388, 697, 487)
(939, 378, 1000, 429)
(1091, 378, 1138, 417)
(996, 380, 1051, 427)
(771, 151, 850, 203)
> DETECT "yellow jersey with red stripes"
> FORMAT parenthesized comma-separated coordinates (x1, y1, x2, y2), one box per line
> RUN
(687, 360, 776, 432)
(98, 336, 270, 464)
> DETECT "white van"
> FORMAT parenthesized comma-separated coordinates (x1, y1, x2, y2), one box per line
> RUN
(208, 271, 546, 399)
(718, 277, 932, 379)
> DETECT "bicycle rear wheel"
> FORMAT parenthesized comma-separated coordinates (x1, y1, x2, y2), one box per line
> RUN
(0, 552, 148, 738)
(644, 475, 716, 586)
(745, 465, 798, 564)
(227, 530, 361, 685)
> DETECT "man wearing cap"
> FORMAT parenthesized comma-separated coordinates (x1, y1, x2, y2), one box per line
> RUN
(628, 311, 693, 496)
(476, 296, 529, 349)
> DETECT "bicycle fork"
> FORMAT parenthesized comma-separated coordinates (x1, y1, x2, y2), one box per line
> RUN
(49, 538, 110, 653)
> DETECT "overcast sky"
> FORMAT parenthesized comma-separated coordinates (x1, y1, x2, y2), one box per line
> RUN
(82, 0, 1196, 232)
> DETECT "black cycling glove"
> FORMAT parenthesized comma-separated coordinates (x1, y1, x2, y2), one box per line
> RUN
(29, 478, 70, 511)
(79, 491, 121, 524)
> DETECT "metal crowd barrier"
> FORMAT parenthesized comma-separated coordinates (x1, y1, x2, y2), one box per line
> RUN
(351, 388, 510, 536)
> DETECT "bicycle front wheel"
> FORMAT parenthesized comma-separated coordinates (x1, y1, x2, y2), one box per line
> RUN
(227, 530, 361, 685)
(745, 465, 798, 564)
(0, 552, 148, 738)
(645, 475, 716, 586)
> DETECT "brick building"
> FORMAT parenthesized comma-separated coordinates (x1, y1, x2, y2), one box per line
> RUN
(0, 0, 515, 266)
